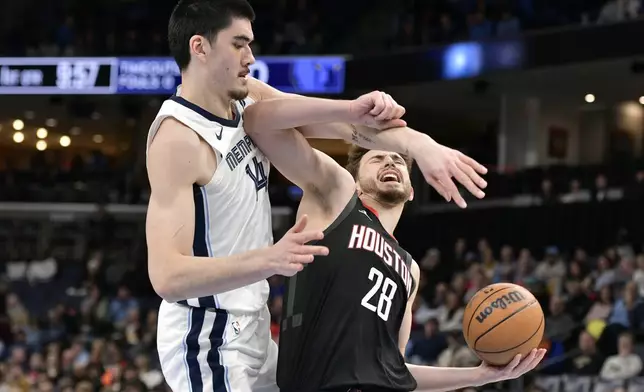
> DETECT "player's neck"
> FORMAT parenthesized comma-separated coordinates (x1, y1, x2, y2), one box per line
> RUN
(358, 194, 403, 236)
(178, 76, 236, 120)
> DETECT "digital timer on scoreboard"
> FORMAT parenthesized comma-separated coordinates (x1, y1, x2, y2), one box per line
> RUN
(0, 56, 346, 95)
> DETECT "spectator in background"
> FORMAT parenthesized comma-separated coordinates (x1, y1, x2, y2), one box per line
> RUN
(597, 0, 641, 24)
(545, 296, 576, 346)
(564, 279, 593, 321)
(535, 246, 567, 294)
(599, 332, 643, 381)
(492, 245, 515, 283)
(608, 282, 640, 329)
(566, 331, 605, 375)
(468, 11, 493, 40)
(407, 318, 447, 365)
(438, 290, 465, 333)
(109, 286, 139, 328)
(419, 248, 452, 304)
(585, 285, 614, 325)
(437, 331, 479, 368)
(634, 254, 644, 297)
(539, 179, 557, 204)
(594, 256, 617, 292)
(496, 10, 521, 36)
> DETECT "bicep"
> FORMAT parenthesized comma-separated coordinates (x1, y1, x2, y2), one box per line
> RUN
(146, 120, 201, 261)
(249, 124, 354, 198)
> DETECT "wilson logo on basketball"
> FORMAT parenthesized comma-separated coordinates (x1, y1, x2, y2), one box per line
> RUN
(475, 291, 527, 323)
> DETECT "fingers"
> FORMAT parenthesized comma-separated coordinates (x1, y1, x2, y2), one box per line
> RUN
(376, 118, 407, 130)
(288, 254, 316, 264)
(453, 161, 485, 199)
(279, 263, 305, 277)
(505, 353, 523, 372)
(459, 153, 488, 175)
(456, 153, 488, 189)
(291, 230, 325, 244)
(425, 176, 450, 202)
(369, 92, 405, 122)
(436, 171, 466, 208)
(288, 214, 308, 234)
(294, 245, 329, 256)
(510, 349, 545, 376)
(369, 91, 386, 116)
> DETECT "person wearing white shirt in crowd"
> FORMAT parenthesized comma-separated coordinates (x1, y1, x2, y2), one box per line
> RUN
(600, 332, 643, 381)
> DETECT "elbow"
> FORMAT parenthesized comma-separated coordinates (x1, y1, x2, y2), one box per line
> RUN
(242, 107, 262, 135)
(148, 257, 184, 302)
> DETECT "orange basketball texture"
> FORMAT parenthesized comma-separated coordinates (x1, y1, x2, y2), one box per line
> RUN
(462, 283, 545, 366)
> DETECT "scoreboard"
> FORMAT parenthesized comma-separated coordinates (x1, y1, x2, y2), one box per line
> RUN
(0, 56, 346, 95)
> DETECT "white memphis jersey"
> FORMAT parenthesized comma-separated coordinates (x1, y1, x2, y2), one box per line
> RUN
(146, 95, 272, 313)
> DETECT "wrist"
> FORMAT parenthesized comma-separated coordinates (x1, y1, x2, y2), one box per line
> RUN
(408, 132, 437, 158)
(471, 365, 496, 387)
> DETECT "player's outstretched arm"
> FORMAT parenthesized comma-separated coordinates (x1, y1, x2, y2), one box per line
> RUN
(399, 262, 546, 391)
(146, 119, 328, 302)
(246, 79, 488, 209)
(243, 111, 356, 218)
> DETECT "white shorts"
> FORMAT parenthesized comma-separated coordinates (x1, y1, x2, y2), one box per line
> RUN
(157, 301, 278, 392)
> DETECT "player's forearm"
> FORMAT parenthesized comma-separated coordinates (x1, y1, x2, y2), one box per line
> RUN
(244, 96, 354, 133)
(299, 122, 433, 157)
(406, 364, 489, 392)
(150, 249, 271, 302)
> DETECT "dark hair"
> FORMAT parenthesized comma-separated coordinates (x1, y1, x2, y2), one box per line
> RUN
(168, 0, 256, 70)
(345, 145, 413, 179)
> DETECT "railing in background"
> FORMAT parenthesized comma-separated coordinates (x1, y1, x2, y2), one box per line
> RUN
(395, 198, 643, 258)
(534, 375, 644, 392)
(0, 202, 294, 233)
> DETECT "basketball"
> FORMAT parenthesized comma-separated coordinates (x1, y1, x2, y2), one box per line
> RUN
(462, 283, 545, 366)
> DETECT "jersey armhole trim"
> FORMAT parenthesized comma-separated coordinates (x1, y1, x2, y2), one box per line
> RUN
(406, 254, 417, 296)
(306, 192, 358, 245)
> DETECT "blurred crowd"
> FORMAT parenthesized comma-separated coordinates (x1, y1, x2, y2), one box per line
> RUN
(1, 0, 643, 57)
(2, 149, 643, 206)
(1, 212, 644, 390)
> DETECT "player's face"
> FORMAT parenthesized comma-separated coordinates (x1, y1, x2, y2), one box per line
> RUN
(207, 18, 256, 100)
(356, 150, 413, 206)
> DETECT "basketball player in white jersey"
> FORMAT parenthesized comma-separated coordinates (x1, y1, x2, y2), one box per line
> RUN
(146, 1, 489, 391)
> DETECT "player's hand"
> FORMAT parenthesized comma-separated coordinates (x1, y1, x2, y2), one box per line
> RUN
(475, 349, 547, 386)
(349, 91, 407, 130)
(267, 214, 329, 277)
(411, 137, 488, 208)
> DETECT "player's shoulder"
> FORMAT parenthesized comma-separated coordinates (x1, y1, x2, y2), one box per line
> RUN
(149, 117, 202, 162)
(246, 76, 293, 103)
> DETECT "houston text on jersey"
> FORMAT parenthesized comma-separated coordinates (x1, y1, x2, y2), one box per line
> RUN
(347, 224, 413, 297)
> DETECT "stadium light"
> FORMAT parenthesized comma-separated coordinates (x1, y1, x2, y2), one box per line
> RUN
(36, 128, 48, 139)
(12, 119, 24, 130)
(60, 135, 71, 147)
(13, 131, 24, 143)
(584, 94, 595, 103)
(36, 140, 47, 151)
(93, 134, 104, 143)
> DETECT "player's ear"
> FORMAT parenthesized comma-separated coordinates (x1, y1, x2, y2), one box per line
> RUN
(408, 187, 414, 202)
(189, 35, 210, 62)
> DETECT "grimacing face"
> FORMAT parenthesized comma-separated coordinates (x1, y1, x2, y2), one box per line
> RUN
(356, 150, 413, 206)
(192, 17, 256, 100)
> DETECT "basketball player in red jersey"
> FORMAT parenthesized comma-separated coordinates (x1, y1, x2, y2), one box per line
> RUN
(243, 97, 548, 392)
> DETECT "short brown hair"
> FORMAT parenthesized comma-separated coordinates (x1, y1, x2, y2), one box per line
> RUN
(345, 145, 413, 179)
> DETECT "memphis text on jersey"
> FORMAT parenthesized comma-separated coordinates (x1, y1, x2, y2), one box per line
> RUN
(347, 224, 414, 297)
(224, 134, 268, 192)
